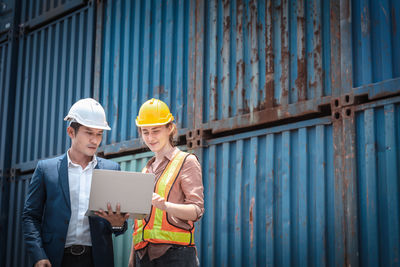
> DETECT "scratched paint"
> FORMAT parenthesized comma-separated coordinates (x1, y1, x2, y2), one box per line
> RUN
(11, 6, 95, 167)
(355, 97, 400, 266)
(202, 0, 331, 124)
(198, 117, 335, 267)
(352, 0, 400, 87)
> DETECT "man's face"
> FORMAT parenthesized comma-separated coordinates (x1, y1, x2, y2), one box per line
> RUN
(68, 125, 103, 157)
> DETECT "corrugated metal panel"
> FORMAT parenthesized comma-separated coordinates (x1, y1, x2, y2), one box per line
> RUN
(0, 173, 8, 267)
(0, 41, 13, 171)
(352, 0, 400, 88)
(0, 0, 17, 36)
(354, 97, 400, 266)
(4, 174, 32, 267)
(198, 117, 338, 266)
(97, 0, 191, 149)
(201, 0, 331, 123)
(20, 0, 87, 28)
(0, 40, 13, 267)
(11, 6, 95, 170)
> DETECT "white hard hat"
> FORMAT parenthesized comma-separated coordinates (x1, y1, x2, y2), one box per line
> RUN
(64, 98, 111, 130)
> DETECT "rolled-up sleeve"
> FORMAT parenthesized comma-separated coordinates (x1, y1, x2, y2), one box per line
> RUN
(179, 154, 204, 221)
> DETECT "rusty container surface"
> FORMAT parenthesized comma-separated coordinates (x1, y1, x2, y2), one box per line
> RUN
(95, 0, 192, 155)
(11, 5, 96, 172)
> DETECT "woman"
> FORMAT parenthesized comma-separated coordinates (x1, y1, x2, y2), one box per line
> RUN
(129, 98, 204, 267)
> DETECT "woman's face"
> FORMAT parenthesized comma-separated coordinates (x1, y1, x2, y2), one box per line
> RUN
(140, 125, 171, 153)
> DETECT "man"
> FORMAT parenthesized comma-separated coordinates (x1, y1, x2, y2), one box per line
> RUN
(22, 98, 129, 267)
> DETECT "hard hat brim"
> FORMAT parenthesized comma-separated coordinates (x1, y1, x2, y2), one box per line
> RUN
(64, 115, 111, 130)
(135, 117, 174, 127)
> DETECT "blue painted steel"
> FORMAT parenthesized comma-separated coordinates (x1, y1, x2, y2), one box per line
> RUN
(97, 0, 191, 148)
(202, 0, 331, 123)
(355, 97, 400, 266)
(4, 175, 32, 267)
(0, 42, 13, 171)
(0, 0, 17, 36)
(0, 41, 12, 267)
(352, 0, 400, 88)
(11, 6, 95, 168)
(198, 117, 336, 266)
(20, 0, 86, 27)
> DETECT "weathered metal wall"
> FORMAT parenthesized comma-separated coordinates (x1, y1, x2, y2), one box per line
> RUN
(95, 0, 192, 155)
(354, 97, 400, 266)
(0, 41, 13, 173)
(352, 0, 400, 88)
(0, 40, 15, 267)
(19, 0, 88, 28)
(3, 174, 32, 267)
(0, 0, 17, 41)
(189, 0, 334, 134)
(197, 117, 338, 266)
(11, 5, 95, 172)
(0, 1, 20, 263)
(202, 0, 331, 119)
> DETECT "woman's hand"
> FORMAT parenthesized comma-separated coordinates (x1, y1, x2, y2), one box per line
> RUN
(152, 193, 198, 221)
(152, 193, 167, 210)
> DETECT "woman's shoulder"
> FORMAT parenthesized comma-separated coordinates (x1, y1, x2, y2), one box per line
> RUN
(180, 153, 201, 171)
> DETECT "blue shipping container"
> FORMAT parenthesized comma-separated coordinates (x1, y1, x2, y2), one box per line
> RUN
(354, 96, 400, 266)
(96, 0, 192, 154)
(197, 116, 338, 266)
(11, 5, 96, 171)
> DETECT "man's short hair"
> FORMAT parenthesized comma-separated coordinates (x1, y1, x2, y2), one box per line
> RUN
(69, 122, 82, 133)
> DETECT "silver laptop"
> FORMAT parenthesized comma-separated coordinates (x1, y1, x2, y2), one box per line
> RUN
(86, 169, 155, 219)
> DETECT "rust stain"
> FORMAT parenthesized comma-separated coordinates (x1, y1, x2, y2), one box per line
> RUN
(156, 85, 165, 95)
(265, 0, 274, 108)
(249, 197, 255, 247)
(280, 0, 289, 102)
(361, 6, 370, 36)
(223, 0, 229, 9)
(296, 58, 306, 101)
(223, 16, 231, 34)
(237, 0, 243, 33)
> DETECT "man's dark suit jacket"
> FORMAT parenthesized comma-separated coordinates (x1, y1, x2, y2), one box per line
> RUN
(22, 153, 126, 267)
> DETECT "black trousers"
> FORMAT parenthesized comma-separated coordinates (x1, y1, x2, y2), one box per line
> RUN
(136, 246, 197, 267)
(62, 246, 94, 267)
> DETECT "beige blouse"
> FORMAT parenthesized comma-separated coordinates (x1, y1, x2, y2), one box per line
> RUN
(136, 146, 204, 261)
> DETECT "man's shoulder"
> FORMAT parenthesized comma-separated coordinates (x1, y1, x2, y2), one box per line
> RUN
(97, 157, 120, 170)
(38, 154, 64, 168)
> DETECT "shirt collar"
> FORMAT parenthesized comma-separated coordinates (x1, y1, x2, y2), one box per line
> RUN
(67, 149, 98, 168)
(147, 146, 179, 167)
(164, 146, 179, 161)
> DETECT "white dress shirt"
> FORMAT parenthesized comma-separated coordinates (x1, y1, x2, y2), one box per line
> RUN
(65, 150, 97, 247)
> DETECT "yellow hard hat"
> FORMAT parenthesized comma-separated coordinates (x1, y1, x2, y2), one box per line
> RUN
(135, 98, 174, 127)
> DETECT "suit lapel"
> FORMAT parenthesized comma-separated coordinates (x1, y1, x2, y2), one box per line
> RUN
(58, 154, 71, 210)
(95, 158, 102, 170)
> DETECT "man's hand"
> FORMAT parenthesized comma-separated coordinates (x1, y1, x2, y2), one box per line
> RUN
(95, 203, 129, 227)
(34, 259, 51, 267)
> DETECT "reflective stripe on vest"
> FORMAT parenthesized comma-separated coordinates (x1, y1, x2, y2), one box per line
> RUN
(132, 151, 195, 250)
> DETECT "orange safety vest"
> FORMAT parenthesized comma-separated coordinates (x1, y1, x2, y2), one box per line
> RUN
(132, 151, 195, 250)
